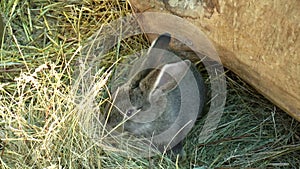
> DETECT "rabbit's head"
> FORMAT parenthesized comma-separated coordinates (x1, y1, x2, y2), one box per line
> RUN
(111, 60, 191, 124)
(108, 33, 192, 124)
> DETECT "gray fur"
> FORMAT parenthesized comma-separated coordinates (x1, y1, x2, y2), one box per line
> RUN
(107, 33, 206, 155)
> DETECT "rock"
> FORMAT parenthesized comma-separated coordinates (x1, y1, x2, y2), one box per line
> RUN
(128, 0, 300, 121)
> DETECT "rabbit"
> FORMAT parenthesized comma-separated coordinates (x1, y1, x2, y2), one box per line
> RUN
(106, 33, 206, 157)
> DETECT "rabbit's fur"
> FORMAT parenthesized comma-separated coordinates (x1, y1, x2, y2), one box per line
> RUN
(107, 33, 205, 156)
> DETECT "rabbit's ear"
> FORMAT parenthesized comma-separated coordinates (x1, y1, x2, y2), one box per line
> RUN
(151, 60, 191, 93)
(140, 60, 191, 96)
(147, 33, 171, 52)
(141, 33, 171, 69)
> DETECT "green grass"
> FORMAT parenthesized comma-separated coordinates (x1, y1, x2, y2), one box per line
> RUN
(0, 0, 299, 168)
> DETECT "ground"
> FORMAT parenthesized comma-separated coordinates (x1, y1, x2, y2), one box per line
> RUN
(0, 0, 299, 168)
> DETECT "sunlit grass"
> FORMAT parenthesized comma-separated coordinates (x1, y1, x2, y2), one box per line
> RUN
(0, 0, 299, 168)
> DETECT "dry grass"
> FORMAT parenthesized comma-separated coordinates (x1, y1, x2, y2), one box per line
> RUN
(0, 0, 299, 168)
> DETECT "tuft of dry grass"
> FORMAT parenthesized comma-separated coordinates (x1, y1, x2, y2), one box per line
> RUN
(0, 0, 299, 168)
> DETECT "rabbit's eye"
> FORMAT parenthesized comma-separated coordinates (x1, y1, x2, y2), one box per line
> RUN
(126, 107, 142, 117)
(126, 109, 134, 116)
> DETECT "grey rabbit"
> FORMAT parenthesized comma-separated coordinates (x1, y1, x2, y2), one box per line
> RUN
(106, 33, 206, 156)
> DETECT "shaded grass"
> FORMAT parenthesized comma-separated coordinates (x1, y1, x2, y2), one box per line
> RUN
(185, 71, 300, 168)
(0, 0, 299, 168)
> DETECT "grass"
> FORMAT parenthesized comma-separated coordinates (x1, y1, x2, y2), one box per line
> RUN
(0, 0, 299, 168)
